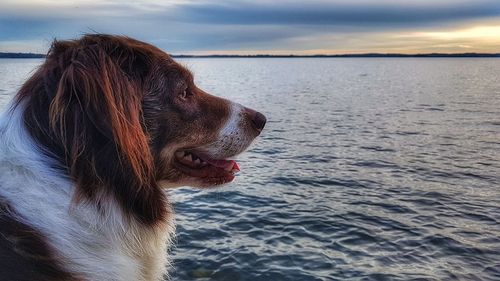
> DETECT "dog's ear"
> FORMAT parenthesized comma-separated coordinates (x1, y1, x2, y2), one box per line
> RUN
(47, 40, 165, 225)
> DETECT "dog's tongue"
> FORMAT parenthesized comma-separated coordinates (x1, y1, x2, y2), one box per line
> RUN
(205, 158, 240, 172)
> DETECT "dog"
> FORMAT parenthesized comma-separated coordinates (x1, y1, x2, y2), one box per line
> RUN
(0, 34, 266, 281)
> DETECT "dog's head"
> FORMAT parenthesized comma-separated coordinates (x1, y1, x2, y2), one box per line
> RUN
(16, 34, 265, 224)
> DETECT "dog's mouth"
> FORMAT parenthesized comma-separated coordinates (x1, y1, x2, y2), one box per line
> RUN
(173, 150, 240, 186)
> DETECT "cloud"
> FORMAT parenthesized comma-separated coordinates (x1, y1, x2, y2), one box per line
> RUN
(0, 0, 499, 53)
(172, 1, 500, 26)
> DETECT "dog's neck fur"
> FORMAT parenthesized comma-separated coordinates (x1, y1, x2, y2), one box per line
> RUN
(0, 103, 175, 281)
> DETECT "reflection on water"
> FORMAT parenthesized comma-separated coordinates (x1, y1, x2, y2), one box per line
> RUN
(1, 58, 499, 281)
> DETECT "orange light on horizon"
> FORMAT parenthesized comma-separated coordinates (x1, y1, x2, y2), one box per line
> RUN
(411, 25, 500, 41)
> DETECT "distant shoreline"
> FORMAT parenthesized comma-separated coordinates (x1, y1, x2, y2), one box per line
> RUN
(1, 52, 500, 59)
(172, 53, 500, 58)
(0, 53, 45, 58)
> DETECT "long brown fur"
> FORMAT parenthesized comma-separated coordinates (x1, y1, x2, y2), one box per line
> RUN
(16, 35, 168, 225)
(0, 198, 79, 281)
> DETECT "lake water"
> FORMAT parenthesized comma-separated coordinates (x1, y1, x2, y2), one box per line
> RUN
(1, 58, 499, 281)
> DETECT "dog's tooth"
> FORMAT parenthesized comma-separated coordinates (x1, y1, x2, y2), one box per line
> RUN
(184, 154, 193, 162)
(194, 159, 201, 165)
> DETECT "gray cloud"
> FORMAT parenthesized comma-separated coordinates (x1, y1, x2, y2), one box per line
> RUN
(0, 0, 499, 53)
(172, 1, 500, 26)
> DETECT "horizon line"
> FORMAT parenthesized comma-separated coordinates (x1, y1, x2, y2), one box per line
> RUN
(1, 52, 500, 59)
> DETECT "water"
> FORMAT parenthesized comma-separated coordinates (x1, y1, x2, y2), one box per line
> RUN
(1, 58, 499, 281)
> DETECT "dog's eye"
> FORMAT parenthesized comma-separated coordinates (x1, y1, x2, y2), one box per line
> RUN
(179, 89, 189, 100)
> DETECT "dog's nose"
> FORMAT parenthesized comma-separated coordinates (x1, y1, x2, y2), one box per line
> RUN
(244, 107, 267, 133)
(251, 111, 267, 133)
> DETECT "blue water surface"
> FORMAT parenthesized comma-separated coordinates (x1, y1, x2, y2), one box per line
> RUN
(1, 58, 499, 281)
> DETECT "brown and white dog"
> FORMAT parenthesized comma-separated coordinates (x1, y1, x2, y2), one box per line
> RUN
(0, 34, 265, 281)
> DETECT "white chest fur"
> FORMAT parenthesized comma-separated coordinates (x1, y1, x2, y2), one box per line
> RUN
(0, 106, 175, 281)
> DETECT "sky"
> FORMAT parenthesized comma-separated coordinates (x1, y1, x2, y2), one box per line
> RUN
(1, 0, 500, 55)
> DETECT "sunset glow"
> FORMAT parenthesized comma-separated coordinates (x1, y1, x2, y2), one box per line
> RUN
(1, 0, 499, 54)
